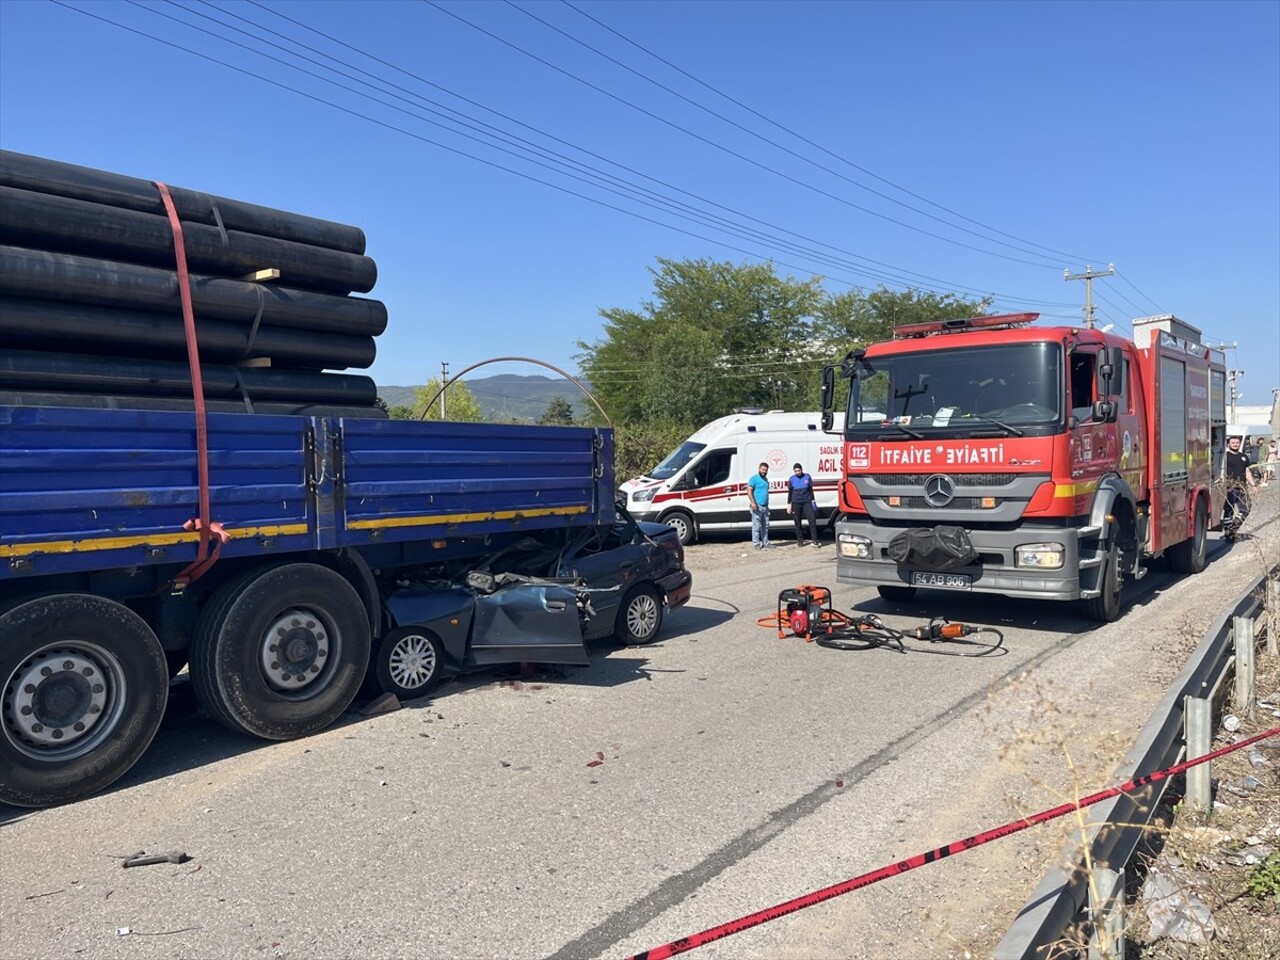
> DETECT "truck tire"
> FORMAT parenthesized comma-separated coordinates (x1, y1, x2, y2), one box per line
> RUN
(189, 563, 371, 740)
(1168, 498, 1208, 574)
(373, 627, 444, 700)
(615, 584, 664, 645)
(877, 585, 917, 603)
(1083, 541, 1122, 623)
(662, 510, 696, 546)
(0, 594, 168, 808)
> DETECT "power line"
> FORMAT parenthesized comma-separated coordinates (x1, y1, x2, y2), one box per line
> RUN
(505, 0, 1080, 266)
(557, 0, 1103, 266)
(65, 0, 1078, 310)
(423, 0, 1066, 270)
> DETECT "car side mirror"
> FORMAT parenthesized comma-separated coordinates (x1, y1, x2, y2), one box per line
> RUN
(1092, 399, 1117, 423)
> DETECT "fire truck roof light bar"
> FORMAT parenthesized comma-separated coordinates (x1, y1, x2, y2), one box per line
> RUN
(893, 312, 1040, 339)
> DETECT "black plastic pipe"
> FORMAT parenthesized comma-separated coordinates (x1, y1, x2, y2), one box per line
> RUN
(0, 246, 387, 335)
(0, 150, 367, 255)
(0, 296, 376, 370)
(0, 390, 386, 419)
(0, 349, 378, 404)
(0, 187, 378, 294)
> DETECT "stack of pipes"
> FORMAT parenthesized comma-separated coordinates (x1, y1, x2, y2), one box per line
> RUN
(0, 150, 389, 417)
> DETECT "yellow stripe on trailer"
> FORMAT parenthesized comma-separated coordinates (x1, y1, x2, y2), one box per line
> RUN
(346, 504, 592, 531)
(0, 523, 310, 558)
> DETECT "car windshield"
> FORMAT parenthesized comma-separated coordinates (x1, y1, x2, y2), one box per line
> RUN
(847, 342, 1063, 440)
(648, 441, 707, 480)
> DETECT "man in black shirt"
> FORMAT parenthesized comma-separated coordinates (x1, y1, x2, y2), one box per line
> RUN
(1223, 434, 1259, 527)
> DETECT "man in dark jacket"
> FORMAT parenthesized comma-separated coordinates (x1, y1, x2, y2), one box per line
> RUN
(1223, 434, 1258, 527)
(786, 463, 820, 546)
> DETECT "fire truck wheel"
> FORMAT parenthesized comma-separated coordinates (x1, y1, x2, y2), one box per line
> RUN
(0, 594, 169, 808)
(1083, 541, 1122, 623)
(1168, 498, 1208, 574)
(661, 511, 696, 546)
(877, 585, 917, 603)
(190, 563, 371, 740)
(616, 585, 664, 645)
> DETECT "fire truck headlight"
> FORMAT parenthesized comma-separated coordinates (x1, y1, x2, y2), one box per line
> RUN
(1015, 543, 1065, 569)
(631, 488, 656, 503)
(838, 533, 872, 559)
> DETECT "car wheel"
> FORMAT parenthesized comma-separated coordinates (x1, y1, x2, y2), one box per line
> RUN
(661, 511, 696, 546)
(616, 584, 664, 645)
(374, 628, 444, 699)
(877, 585, 917, 602)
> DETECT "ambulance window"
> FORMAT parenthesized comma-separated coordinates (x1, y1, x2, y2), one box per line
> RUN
(1070, 353, 1096, 420)
(691, 450, 733, 487)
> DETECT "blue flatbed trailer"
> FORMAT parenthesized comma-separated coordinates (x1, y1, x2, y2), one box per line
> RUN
(0, 405, 615, 807)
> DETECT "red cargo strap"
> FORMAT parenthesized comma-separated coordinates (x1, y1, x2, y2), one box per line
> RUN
(154, 181, 222, 588)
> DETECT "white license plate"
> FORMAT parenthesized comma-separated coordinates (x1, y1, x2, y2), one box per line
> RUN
(910, 571, 972, 589)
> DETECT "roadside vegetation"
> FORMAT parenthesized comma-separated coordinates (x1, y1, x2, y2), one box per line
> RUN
(574, 257, 988, 478)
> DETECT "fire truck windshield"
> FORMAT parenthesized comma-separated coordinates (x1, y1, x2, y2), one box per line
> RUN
(846, 342, 1063, 440)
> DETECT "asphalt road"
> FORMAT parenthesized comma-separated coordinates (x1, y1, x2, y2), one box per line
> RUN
(2, 495, 1277, 960)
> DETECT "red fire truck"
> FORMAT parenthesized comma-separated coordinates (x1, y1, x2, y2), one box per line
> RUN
(819, 313, 1227, 621)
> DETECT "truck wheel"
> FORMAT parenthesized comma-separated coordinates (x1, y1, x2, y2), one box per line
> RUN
(877, 585, 917, 603)
(0, 595, 168, 808)
(662, 511, 696, 546)
(1168, 498, 1208, 574)
(1083, 541, 1122, 623)
(616, 584, 664, 645)
(373, 628, 443, 700)
(190, 564, 371, 740)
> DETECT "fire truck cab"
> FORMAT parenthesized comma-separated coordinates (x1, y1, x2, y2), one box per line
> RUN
(821, 313, 1227, 621)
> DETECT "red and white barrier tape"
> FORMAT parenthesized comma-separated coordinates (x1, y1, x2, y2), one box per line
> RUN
(626, 725, 1280, 960)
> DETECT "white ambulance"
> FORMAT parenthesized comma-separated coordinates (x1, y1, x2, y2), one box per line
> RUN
(618, 411, 846, 544)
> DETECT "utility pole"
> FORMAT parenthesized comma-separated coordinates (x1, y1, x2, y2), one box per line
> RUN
(1064, 263, 1115, 329)
(440, 361, 449, 420)
(1227, 368, 1242, 423)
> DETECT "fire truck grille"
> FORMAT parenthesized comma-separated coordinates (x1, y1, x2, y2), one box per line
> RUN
(866, 472, 1019, 487)
(892, 496, 994, 510)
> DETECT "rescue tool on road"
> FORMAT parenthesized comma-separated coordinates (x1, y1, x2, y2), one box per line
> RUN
(820, 312, 1228, 621)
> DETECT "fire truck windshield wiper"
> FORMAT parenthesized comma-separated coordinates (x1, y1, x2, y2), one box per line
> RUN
(965, 414, 1024, 438)
(879, 423, 925, 440)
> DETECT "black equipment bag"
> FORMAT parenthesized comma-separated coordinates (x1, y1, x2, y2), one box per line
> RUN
(886, 526, 978, 571)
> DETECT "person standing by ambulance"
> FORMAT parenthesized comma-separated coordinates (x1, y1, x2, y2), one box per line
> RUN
(787, 463, 820, 546)
(747, 461, 773, 550)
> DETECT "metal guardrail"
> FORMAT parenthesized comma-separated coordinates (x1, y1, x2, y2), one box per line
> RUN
(994, 563, 1275, 959)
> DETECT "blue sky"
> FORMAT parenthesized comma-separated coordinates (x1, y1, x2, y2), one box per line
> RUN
(2, 0, 1277, 405)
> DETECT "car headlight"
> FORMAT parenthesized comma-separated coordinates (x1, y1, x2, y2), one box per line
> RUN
(1015, 543, 1065, 569)
(631, 488, 657, 503)
(838, 533, 872, 559)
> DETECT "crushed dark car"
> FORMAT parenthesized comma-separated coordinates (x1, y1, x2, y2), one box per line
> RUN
(368, 508, 692, 699)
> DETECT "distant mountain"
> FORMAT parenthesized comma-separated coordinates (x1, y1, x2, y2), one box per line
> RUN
(378, 374, 592, 423)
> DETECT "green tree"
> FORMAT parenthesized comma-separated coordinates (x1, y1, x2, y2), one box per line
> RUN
(577, 257, 825, 431)
(410, 377, 483, 422)
(538, 396, 577, 426)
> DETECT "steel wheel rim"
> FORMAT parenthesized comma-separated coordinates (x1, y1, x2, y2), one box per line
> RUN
(2, 641, 127, 761)
(260, 607, 337, 696)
